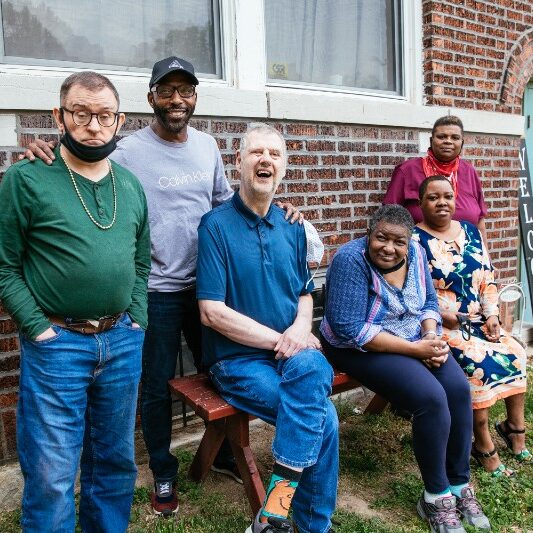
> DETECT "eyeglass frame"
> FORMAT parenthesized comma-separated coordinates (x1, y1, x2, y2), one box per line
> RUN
(60, 107, 120, 127)
(150, 84, 197, 99)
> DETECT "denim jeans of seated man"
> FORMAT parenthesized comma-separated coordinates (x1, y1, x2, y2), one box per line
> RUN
(141, 290, 234, 482)
(209, 349, 339, 533)
(17, 313, 144, 533)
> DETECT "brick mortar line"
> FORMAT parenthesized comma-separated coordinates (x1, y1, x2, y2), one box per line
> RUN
(0, 370, 18, 377)
(427, 15, 529, 28)
(0, 352, 19, 359)
(427, 33, 519, 47)
(424, 1, 531, 12)
(425, 30, 522, 46)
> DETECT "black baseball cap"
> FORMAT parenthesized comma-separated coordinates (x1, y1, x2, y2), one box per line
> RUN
(149, 56, 199, 88)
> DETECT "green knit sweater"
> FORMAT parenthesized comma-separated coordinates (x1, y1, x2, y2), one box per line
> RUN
(0, 152, 150, 338)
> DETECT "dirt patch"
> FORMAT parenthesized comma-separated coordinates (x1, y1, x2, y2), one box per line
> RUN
(336, 489, 383, 519)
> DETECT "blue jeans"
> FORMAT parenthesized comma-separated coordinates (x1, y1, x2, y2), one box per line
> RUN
(322, 338, 473, 493)
(17, 314, 144, 533)
(141, 290, 233, 482)
(209, 349, 339, 533)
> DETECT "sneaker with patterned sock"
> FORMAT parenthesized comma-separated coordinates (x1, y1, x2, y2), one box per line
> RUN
(211, 458, 243, 484)
(151, 480, 179, 517)
(456, 485, 491, 530)
(417, 494, 466, 532)
(245, 511, 294, 532)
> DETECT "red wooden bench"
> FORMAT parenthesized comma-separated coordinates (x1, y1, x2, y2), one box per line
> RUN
(168, 371, 387, 516)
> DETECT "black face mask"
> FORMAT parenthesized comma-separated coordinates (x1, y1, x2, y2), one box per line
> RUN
(60, 123, 118, 163)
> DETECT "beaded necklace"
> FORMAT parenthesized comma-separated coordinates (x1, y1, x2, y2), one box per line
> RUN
(60, 153, 117, 230)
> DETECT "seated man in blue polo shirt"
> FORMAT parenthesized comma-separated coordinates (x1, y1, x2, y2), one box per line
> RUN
(196, 123, 338, 533)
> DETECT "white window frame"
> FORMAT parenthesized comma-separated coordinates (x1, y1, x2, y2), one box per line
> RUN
(263, 0, 405, 98)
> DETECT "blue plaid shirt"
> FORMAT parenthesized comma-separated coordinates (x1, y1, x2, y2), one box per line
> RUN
(320, 237, 441, 351)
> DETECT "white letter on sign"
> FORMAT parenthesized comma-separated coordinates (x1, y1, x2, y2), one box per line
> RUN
(519, 176, 530, 198)
(523, 203, 533, 223)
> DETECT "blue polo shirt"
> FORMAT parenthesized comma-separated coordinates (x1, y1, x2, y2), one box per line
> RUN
(197, 192, 313, 369)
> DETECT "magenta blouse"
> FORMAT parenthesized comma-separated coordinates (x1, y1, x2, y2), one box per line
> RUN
(383, 158, 488, 225)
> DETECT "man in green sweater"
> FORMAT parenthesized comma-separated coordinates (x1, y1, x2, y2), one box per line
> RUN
(0, 72, 150, 533)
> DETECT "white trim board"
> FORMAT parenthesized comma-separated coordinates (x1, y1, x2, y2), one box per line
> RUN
(0, 70, 524, 136)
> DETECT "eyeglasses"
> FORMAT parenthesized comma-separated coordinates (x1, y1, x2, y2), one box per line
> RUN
(151, 84, 196, 99)
(61, 107, 119, 127)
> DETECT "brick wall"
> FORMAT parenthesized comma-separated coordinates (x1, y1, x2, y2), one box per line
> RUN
(0, 113, 522, 461)
(422, 0, 533, 113)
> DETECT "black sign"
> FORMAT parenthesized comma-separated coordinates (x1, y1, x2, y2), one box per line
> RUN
(518, 139, 533, 303)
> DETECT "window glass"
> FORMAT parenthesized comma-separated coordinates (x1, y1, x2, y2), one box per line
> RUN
(265, 0, 402, 94)
(0, 0, 222, 77)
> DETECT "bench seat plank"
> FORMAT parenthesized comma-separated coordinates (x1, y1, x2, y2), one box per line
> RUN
(169, 371, 362, 422)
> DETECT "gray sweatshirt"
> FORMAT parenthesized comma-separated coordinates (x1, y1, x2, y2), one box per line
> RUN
(112, 125, 233, 291)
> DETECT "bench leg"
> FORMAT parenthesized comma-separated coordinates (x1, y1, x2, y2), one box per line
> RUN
(189, 420, 226, 482)
(364, 393, 388, 414)
(226, 414, 266, 517)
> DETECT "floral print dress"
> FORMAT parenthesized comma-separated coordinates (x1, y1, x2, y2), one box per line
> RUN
(413, 221, 527, 409)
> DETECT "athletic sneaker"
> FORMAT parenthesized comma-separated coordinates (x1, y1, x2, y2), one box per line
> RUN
(456, 485, 491, 530)
(417, 494, 466, 532)
(245, 511, 294, 532)
(151, 480, 179, 517)
(211, 458, 243, 484)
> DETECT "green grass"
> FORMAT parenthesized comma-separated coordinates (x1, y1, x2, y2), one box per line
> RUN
(127, 449, 249, 532)
(334, 368, 533, 533)
(0, 508, 20, 533)
(1, 371, 532, 532)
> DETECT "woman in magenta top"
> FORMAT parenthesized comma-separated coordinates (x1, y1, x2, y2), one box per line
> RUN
(383, 115, 488, 244)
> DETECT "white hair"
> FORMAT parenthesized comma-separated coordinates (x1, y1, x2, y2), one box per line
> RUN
(239, 122, 287, 163)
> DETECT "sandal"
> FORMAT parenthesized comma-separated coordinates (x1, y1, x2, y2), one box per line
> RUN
(495, 420, 532, 463)
(471, 445, 515, 477)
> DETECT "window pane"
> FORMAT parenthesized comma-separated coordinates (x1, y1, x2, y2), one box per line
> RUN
(1, 0, 221, 77)
(265, 0, 401, 94)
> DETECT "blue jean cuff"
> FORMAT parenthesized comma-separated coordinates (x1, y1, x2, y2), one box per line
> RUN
(272, 450, 316, 470)
(294, 522, 331, 533)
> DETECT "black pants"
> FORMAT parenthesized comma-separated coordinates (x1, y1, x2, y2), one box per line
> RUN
(322, 337, 473, 493)
(141, 289, 232, 482)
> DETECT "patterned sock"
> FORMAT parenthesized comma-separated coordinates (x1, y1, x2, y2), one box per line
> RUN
(259, 463, 302, 523)
(424, 488, 452, 504)
(449, 483, 469, 498)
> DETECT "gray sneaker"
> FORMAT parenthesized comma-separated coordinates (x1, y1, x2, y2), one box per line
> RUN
(456, 485, 491, 530)
(245, 511, 294, 532)
(417, 494, 466, 532)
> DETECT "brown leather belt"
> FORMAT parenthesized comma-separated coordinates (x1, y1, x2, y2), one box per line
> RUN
(48, 313, 123, 334)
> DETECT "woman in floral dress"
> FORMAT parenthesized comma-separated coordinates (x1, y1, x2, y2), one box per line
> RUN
(413, 175, 529, 477)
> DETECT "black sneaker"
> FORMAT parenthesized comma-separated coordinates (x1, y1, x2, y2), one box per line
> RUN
(417, 494, 465, 532)
(245, 511, 294, 532)
(151, 480, 179, 517)
(456, 485, 491, 530)
(211, 459, 243, 484)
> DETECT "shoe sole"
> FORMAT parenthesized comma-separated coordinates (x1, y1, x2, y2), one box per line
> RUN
(494, 420, 531, 463)
(211, 465, 244, 484)
(462, 517, 491, 530)
(244, 525, 253, 533)
(417, 500, 469, 533)
(417, 499, 437, 533)
(152, 504, 179, 518)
